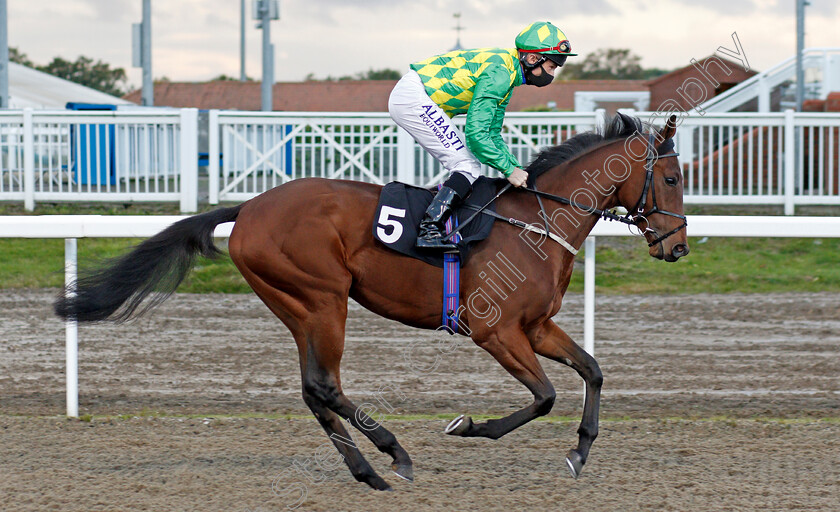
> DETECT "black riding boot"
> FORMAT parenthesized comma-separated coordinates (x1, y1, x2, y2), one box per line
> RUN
(415, 186, 463, 250)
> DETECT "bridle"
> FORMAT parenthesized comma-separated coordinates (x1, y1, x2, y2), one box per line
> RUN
(625, 133, 688, 247)
(520, 131, 687, 248)
(445, 131, 688, 251)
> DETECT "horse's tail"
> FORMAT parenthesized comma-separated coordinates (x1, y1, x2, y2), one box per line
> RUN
(54, 205, 243, 323)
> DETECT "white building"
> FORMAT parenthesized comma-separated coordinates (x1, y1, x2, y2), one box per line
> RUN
(8, 62, 133, 109)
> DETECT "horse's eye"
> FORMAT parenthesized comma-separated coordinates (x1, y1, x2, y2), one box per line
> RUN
(665, 176, 678, 186)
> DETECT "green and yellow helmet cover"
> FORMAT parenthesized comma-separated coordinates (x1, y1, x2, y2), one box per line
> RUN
(515, 21, 577, 58)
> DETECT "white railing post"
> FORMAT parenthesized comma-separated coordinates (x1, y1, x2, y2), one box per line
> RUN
(179, 108, 199, 213)
(583, 236, 596, 356)
(758, 77, 770, 113)
(678, 126, 694, 174)
(821, 50, 831, 99)
(208, 110, 220, 205)
(784, 109, 796, 215)
(583, 236, 596, 404)
(23, 108, 34, 211)
(396, 126, 415, 185)
(65, 238, 79, 418)
(825, 51, 840, 101)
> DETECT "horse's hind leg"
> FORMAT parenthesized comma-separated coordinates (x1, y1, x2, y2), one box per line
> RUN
(531, 319, 603, 479)
(299, 316, 414, 485)
(298, 368, 395, 490)
(231, 264, 410, 490)
(446, 329, 556, 440)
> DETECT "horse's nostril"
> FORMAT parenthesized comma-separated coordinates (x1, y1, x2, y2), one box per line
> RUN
(672, 244, 689, 258)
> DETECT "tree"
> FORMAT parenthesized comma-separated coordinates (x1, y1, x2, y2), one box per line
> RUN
(559, 48, 670, 80)
(37, 56, 128, 97)
(8, 48, 128, 96)
(9, 47, 33, 67)
(308, 68, 402, 81)
(357, 68, 402, 80)
(211, 74, 254, 82)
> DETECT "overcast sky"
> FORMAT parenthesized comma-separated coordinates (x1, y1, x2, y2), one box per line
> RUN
(7, 0, 839, 89)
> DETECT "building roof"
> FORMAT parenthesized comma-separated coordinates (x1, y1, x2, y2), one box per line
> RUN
(124, 79, 650, 112)
(121, 57, 756, 113)
(124, 80, 397, 111)
(9, 62, 133, 109)
(644, 54, 754, 87)
(510, 80, 649, 111)
(644, 54, 757, 112)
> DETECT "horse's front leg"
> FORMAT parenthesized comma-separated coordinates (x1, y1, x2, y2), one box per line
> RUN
(445, 329, 556, 440)
(531, 319, 603, 479)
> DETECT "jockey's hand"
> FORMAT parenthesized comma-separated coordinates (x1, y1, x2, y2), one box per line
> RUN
(507, 168, 529, 188)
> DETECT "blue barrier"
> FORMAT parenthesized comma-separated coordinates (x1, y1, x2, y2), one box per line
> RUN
(67, 103, 116, 186)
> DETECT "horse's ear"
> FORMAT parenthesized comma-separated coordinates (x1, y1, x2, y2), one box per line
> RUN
(658, 114, 678, 140)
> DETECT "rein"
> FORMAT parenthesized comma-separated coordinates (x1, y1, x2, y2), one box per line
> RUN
(460, 203, 581, 255)
(523, 132, 687, 249)
(454, 131, 688, 253)
(520, 185, 633, 225)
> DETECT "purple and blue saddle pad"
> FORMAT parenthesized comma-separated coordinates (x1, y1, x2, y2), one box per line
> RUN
(372, 177, 502, 333)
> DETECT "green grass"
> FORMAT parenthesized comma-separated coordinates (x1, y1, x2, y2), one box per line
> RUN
(0, 202, 208, 216)
(566, 236, 840, 294)
(1, 235, 839, 294)
(0, 237, 252, 293)
(2, 412, 837, 424)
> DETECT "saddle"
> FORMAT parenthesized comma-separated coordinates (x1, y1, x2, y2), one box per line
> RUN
(372, 177, 503, 268)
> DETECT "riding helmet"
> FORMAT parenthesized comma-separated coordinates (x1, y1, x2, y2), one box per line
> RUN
(515, 21, 577, 67)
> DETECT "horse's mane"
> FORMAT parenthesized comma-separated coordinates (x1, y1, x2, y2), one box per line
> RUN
(525, 112, 668, 186)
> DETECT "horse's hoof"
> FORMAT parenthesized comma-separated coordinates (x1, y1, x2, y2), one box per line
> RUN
(391, 463, 414, 482)
(565, 449, 585, 479)
(444, 414, 473, 436)
(366, 474, 393, 491)
(374, 481, 394, 492)
(444, 414, 465, 434)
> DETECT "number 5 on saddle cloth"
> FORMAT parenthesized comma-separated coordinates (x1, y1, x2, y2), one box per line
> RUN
(372, 177, 502, 333)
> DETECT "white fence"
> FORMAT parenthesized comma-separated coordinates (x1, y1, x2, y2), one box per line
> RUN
(210, 110, 840, 214)
(207, 111, 596, 203)
(2, 214, 840, 417)
(640, 110, 840, 214)
(0, 108, 199, 212)
(1, 108, 840, 215)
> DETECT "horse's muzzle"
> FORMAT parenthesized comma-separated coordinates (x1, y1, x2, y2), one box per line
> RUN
(669, 243, 690, 261)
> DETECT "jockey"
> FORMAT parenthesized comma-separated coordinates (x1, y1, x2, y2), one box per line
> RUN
(388, 21, 576, 251)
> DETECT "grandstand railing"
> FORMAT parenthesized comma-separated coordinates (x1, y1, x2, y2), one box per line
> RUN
(638, 110, 840, 214)
(211, 109, 840, 214)
(208, 110, 597, 203)
(0, 108, 199, 212)
(1, 108, 838, 214)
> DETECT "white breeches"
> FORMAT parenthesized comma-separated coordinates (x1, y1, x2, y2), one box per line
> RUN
(388, 71, 483, 183)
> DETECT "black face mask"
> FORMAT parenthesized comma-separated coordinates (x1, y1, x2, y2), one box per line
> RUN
(526, 63, 554, 87)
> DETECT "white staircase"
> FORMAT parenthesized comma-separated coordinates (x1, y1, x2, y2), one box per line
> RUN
(699, 48, 840, 113)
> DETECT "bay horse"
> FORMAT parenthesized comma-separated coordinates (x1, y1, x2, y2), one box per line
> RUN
(54, 113, 688, 490)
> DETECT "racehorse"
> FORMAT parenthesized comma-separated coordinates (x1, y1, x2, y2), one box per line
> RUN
(54, 113, 688, 491)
